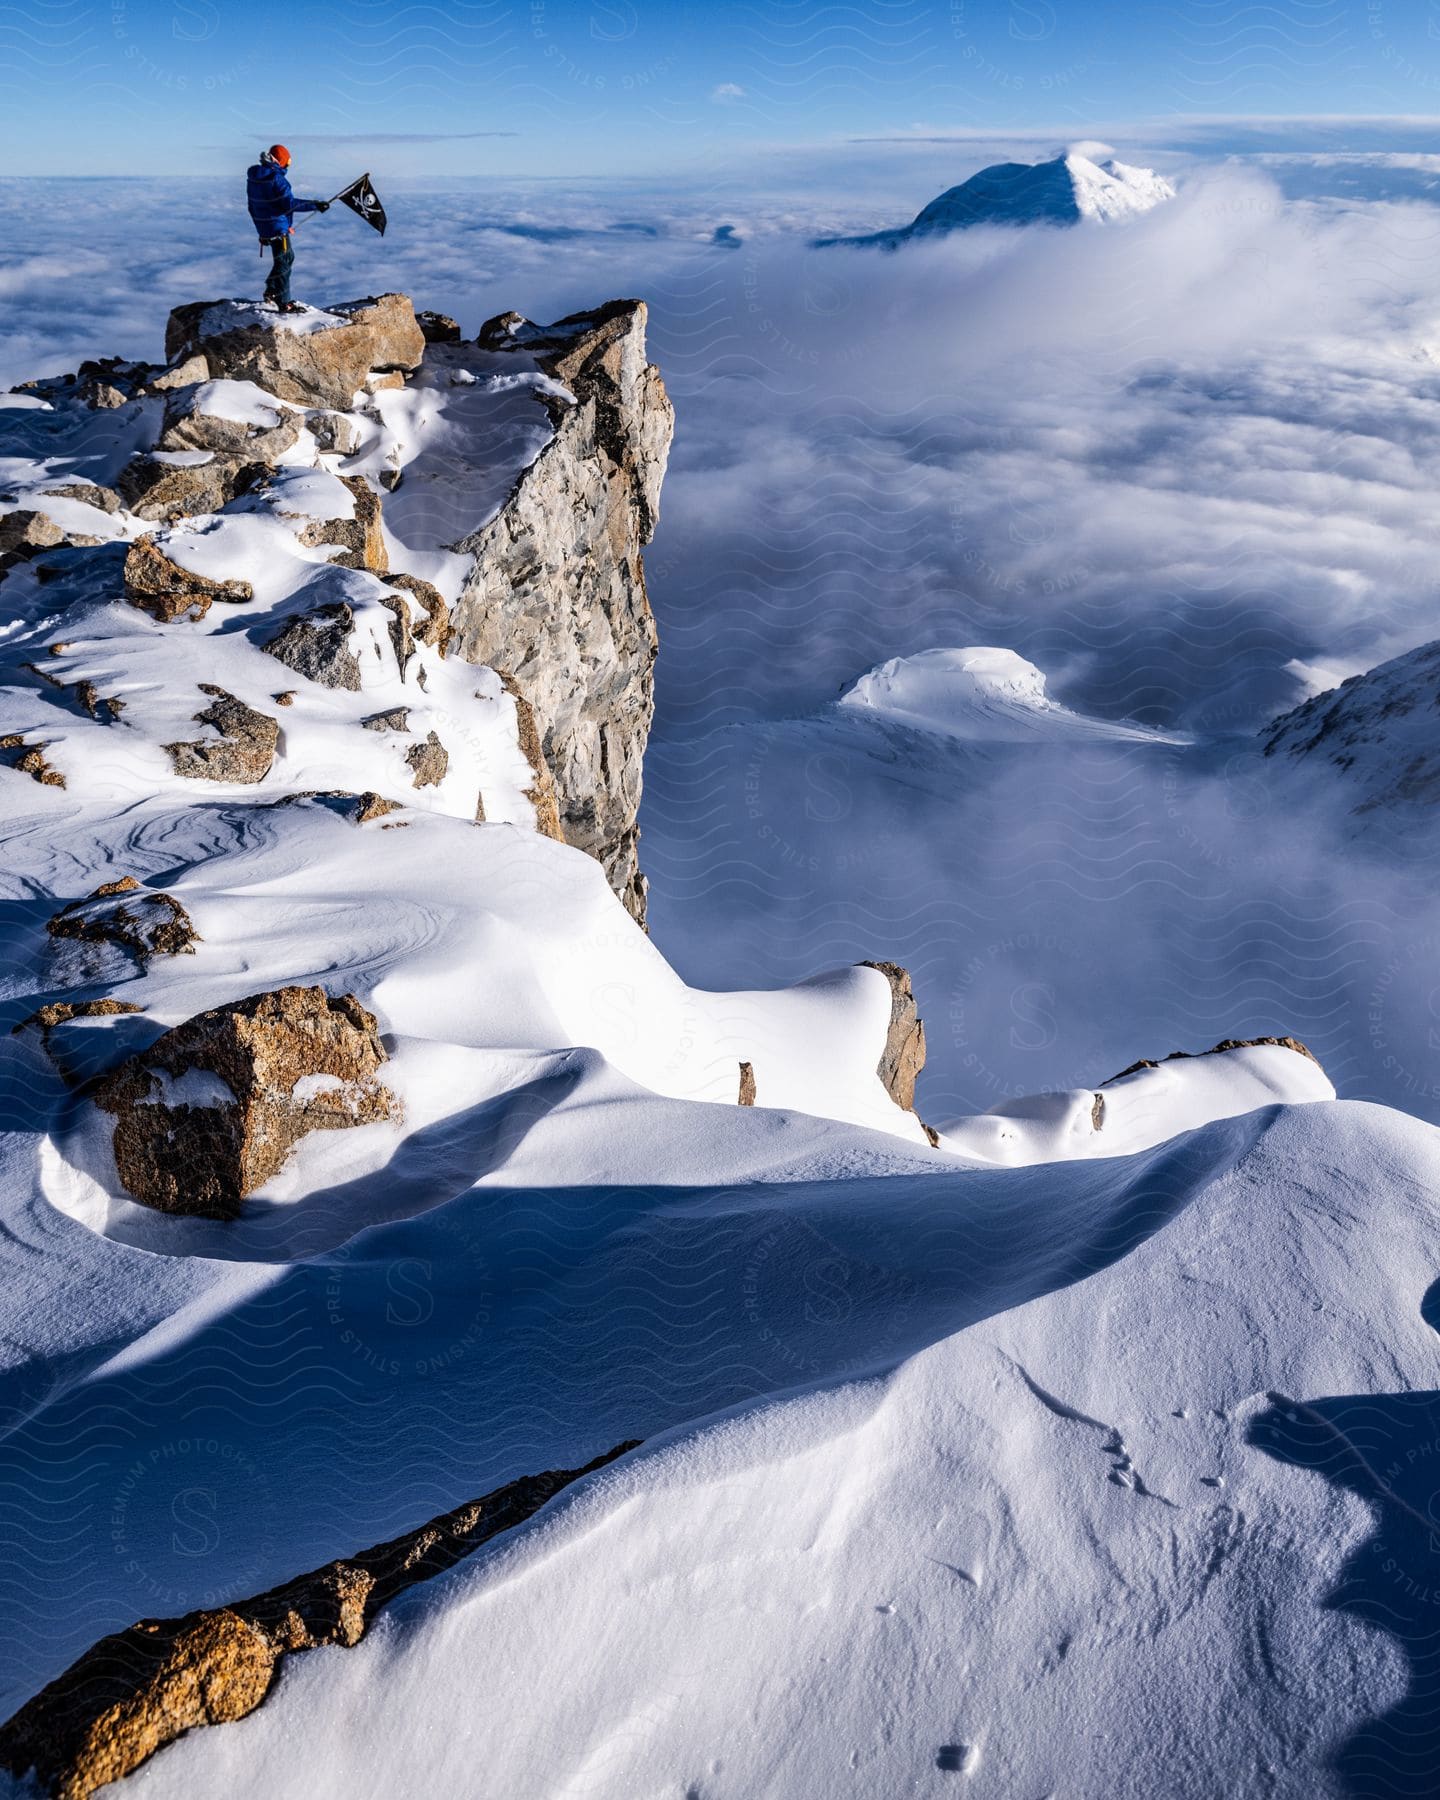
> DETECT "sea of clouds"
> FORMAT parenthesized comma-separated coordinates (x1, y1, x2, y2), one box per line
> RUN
(5, 152, 1440, 1120)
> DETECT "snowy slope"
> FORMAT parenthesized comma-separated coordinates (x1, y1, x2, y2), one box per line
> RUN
(1260, 636, 1440, 819)
(815, 151, 1175, 248)
(125, 1096, 1440, 1800)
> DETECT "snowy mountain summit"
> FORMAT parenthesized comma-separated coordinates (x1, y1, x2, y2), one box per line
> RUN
(816, 148, 1175, 248)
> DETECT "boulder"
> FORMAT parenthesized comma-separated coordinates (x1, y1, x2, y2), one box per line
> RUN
(48, 876, 199, 966)
(163, 295, 426, 411)
(263, 604, 362, 690)
(310, 410, 365, 456)
(124, 537, 253, 621)
(416, 310, 462, 344)
(143, 354, 210, 394)
(0, 508, 68, 580)
(165, 687, 278, 785)
(39, 482, 120, 514)
(739, 1061, 757, 1106)
(160, 388, 301, 463)
(361, 707, 409, 733)
(0, 1443, 637, 1800)
(405, 730, 449, 788)
(384, 572, 449, 651)
(859, 961, 927, 1113)
(95, 985, 400, 1219)
(115, 455, 262, 524)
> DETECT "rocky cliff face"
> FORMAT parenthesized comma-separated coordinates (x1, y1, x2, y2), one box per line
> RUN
(2, 291, 673, 922)
(452, 302, 674, 921)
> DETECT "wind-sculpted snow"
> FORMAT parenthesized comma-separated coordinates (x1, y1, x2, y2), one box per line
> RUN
(83, 1099, 1440, 1800)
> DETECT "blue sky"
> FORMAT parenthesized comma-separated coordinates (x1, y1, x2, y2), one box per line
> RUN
(8, 0, 1440, 180)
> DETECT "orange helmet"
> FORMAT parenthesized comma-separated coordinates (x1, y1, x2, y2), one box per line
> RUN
(267, 144, 291, 168)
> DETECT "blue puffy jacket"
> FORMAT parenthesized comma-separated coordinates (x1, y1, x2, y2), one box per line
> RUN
(246, 161, 321, 240)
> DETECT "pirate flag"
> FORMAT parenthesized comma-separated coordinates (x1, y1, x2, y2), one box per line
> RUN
(333, 172, 387, 236)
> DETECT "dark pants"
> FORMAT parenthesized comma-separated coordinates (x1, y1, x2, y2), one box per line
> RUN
(263, 234, 294, 305)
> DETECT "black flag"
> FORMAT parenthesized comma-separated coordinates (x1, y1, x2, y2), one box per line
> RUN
(334, 172, 387, 236)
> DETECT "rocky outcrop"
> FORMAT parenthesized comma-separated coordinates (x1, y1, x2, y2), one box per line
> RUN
(48, 876, 198, 966)
(416, 310, 462, 344)
(115, 456, 262, 524)
(384, 571, 449, 650)
(0, 1441, 638, 1800)
(860, 961, 927, 1114)
(1102, 1035, 1321, 1086)
(0, 734, 65, 787)
(451, 301, 674, 923)
(1260, 639, 1440, 816)
(163, 295, 426, 411)
(96, 985, 400, 1219)
(159, 387, 300, 463)
(405, 730, 449, 788)
(0, 508, 103, 579)
(123, 537, 253, 621)
(264, 604, 362, 690)
(165, 687, 278, 784)
(739, 1061, 757, 1106)
(297, 473, 387, 572)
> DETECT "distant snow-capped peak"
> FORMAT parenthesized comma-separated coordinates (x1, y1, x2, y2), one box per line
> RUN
(815, 151, 1174, 248)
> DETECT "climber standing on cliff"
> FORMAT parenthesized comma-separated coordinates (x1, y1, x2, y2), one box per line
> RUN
(246, 146, 330, 314)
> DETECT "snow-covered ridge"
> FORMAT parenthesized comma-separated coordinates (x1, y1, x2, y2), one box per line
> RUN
(1260, 635, 1440, 815)
(814, 150, 1175, 248)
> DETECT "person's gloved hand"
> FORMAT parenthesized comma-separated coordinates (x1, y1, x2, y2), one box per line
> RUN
(316, 201, 331, 212)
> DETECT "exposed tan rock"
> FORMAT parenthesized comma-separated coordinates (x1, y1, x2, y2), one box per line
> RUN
(859, 960, 927, 1113)
(1092, 1092, 1106, 1130)
(0, 1442, 637, 1800)
(72, 681, 125, 723)
(0, 508, 65, 579)
(263, 603, 362, 691)
(164, 686, 278, 785)
(310, 410, 364, 456)
(1101, 1035, 1322, 1087)
(0, 735, 65, 788)
(160, 387, 301, 463)
(48, 877, 199, 966)
(164, 295, 426, 412)
(405, 730, 449, 788)
(123, 536, 254, 621)
(274, 690, 295, 706)
(143, 353, 209, 394)
(12, 999, 146, 1088)
(39, 483, 120, 514)
(298, 473, 387, 572)
(739, 1060, 757, 1106)
(356, 790, 402, 822)
(95, 985, 400, 1220)
(115, 456, 262, 524)
(498, 673, 564, 841)
(453, 302, 673, 923)
(362, 707, 409, 733)
(378, 592, 413, 677)
(416, 310, 462, 344)
(384, 571, 449, 651)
